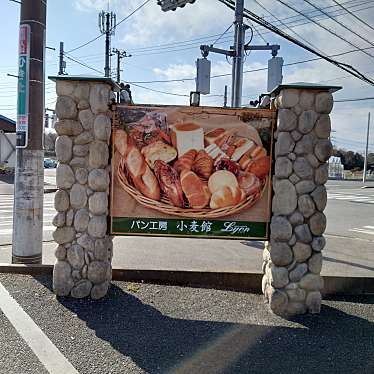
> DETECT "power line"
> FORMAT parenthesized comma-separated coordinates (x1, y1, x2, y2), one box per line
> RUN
(126, 82, 190, 97)
(275, 0, 374, 60)
(334, 96, 374, 102)
(218, 0, 374, 86)
(65, 0, 151, 54)
(64, 53, 103, 75)
(302, 0, 374, 51)
(331, 0, 374, 33)
(211, 23, 234, 46)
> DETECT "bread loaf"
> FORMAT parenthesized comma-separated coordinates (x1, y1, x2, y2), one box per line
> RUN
(237, 172, 261, 196)
(171, 122, 204, 156)
(192, 150, 213, 179)
(210, 186, 245, 209)
(208, 170, 238, 194)
(173, 149, 197, 174)
(141, 140, 177, 169)
(180, 170, 210, 209)
(239, 145, 267, 170)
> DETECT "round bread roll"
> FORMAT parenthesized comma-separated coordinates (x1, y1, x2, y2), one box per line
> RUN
(208, 170, 238, 194)
(237, 172, 261, 196)
(210, 185, 245, 209)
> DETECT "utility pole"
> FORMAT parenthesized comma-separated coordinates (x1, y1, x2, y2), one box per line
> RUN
(99, 11, 116, 78)
(363, 112, 371, 184)
(231, 0, 245, 108)
(223, 85, 228, 107)
(58, 41, 66, 75)
(112, 48, 131, 83)
(12, 0, 46, 264)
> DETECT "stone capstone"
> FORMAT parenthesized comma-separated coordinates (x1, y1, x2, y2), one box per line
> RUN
(70, 184, 87, 209)
(89, 141, 109, 168)
(94, 114, 111, 142)
(56, 95, 77, 120)
(277, 109, 297, 131)
(292, 242, 312, 262)
(270, 216, 292, 241)
(312, 236, 326, 252)
(54, 120, 83, 136)
(308, 253, 323, 274)
(309, 212, 326, 236)
(78, 109, 94, 130)
(89, 192, 108, 215)
(71, 280, 92, 299)
(314, 139, 333, 162)
(67, 244, 85, 269)
(298, 110, 317, 134)
(289, 263, 308, 282)
(269, 241, 293, 266)
(74, 208, 89, 232)
(55, 135, 72, 163)
(275, 132, 295, 157)
(53, 226, 76, 244)
(53, 261, 73, 296)
(277, 89, 299, 108)
(314, 114, 331, 138)
(54, 190, 69, 212)
(56, 164, 75, 189)
(293, 157, 313, 180)
(315, 92, 333, 114)
(89, 83, 110, 114)
(272, 179, 297, 215)
(75, 168, 88, 185)
(298, 194, 316, 218)
(87, 215, 107, 238)
(87, 261, 109, 284)
(294, 224, 313, 243)
(275, 157, 293, 178)
(311, 185, 327, 211)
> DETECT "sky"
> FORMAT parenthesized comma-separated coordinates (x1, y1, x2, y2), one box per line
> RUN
(0, 0, 373, 153)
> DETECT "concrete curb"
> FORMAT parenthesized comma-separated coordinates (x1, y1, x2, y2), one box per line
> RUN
(0, 263, 373, 295)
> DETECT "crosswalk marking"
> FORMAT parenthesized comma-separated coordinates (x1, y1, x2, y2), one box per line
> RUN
(350, 226, 374, 236)
(327, 191, 374, 204)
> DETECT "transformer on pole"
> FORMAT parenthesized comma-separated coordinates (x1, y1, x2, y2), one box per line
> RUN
(157, 0, 196, 11)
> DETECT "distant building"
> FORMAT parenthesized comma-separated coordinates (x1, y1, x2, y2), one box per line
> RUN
(0, 114, 16, 168)
(0, 114, 16, 133)
(329, 156, 344, 179)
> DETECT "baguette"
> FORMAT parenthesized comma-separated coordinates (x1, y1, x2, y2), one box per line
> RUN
(180, 170, 211, 208)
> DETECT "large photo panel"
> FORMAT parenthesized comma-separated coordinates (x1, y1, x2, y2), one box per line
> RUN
(110, 105, 275, 239)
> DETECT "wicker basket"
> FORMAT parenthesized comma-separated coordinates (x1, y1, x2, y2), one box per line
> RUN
(117, 157, 268, 219)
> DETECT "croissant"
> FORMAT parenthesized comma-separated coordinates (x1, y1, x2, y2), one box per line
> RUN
(173, 149, 197, 174)
(192, 150, 214, 179)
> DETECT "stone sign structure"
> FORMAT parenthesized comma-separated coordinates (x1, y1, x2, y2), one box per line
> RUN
(50, 76, 339, 317)
(50, 76, 115, 299)
(262, 84, 340, 316)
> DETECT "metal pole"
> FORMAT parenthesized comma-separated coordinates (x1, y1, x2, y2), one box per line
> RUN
(58, 41, 64, 75)
(363, 112, 370, 184)
(231, 0, 245, 108)
(12, 0, 46, 264)
(104, 13, 110, 77)
(224, 85, 228, 107)
(116, 50, 120, 83)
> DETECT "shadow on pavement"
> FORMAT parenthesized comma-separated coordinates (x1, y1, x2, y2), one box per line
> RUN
(36, 279, 372, 374)
(324, 255, 374, 272)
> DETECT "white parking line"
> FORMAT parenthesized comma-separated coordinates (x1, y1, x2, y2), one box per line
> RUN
(0, 225, 55, 235)
(0, 281, 79, 374)
(349, 226, 374, 236)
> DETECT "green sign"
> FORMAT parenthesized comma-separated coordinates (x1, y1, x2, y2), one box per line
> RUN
(16, 24, 30, 148)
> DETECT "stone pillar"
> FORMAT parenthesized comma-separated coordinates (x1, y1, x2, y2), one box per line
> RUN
(50, 77, 114, 299)
(263, 85, 339, 316)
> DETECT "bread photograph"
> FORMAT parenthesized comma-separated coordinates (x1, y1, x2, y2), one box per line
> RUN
(111, 105, 275, 239)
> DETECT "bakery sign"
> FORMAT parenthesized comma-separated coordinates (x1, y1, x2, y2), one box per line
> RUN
(110, 105, 275, 239)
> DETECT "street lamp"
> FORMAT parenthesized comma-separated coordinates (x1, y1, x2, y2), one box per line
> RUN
(157, 0, 196, 11)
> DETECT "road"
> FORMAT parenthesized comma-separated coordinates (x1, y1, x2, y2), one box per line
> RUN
(0, 173, 373, 276)
(0, 274, 373, 374)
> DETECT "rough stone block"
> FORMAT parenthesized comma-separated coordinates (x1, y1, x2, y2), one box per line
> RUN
(56, 95, 78, 120)
(315, 92, 333, 114)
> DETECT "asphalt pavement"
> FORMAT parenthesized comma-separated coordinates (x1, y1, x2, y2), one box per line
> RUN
(0, 273, 373, 374)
